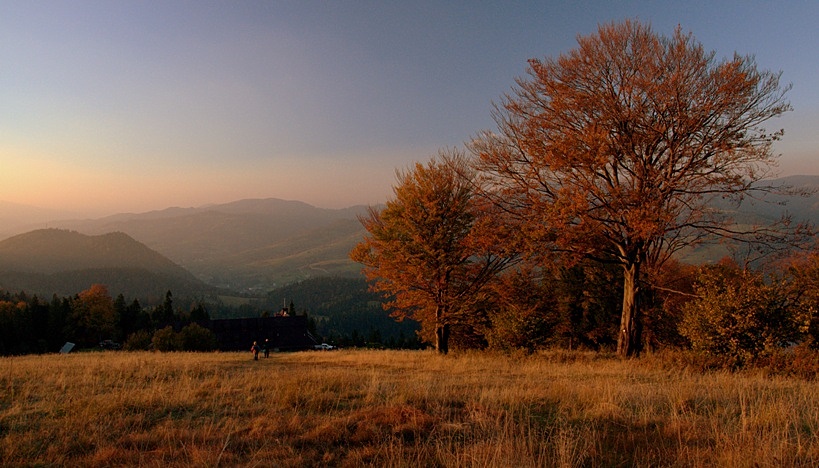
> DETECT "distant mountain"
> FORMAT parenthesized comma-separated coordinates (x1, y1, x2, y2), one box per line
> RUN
(0, 229, 214, 302)
(671, 175, 819, 264)
(743, 175, 819, 223)
(46, 199, 372, 292)
(1, 176, 815, 295)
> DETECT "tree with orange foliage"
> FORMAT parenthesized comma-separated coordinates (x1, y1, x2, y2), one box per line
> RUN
(350, 150, 517, 354)
(67, 284, 117, 347)
(471, 20, 799, 356)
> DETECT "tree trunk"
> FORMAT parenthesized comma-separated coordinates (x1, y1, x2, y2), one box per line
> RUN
(435, 323, 450, 354)
(617, 261, 640, 357)
(435, 304, 450, 354)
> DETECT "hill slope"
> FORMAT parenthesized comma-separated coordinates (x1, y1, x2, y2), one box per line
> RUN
(51, 199, 371, 291)
(0, 229, 213, 301)
(679, 175, 819, 263)
(263, 276, 421, 346)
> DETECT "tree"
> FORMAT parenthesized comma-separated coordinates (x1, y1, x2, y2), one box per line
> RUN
(66, 284, 117, 348)
(484, 264, 562, 352)
(189, 302, 209, 322)
(0, 300, 24, 354)
(153, 290, 175, 327)
(47, 294, 71, 351)
(350, 150, 516, 354)
(470, 20, 797, 357)
(116, 295, 153, 342)
(114, 293, 128, 340)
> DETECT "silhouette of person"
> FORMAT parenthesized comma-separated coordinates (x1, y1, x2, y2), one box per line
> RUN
(251, 341, 260, 360)
(263, 338, 270, 358)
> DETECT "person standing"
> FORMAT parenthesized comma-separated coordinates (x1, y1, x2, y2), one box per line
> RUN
(263, 338, 270, 358)
(251, 341, 260, 360)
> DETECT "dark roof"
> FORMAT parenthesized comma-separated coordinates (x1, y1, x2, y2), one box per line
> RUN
(207, 315, 316, 351)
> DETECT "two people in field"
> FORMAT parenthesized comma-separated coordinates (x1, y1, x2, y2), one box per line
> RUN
(251, 339, 270, 360)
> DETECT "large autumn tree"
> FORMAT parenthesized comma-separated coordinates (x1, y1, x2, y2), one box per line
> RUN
(470, 20, 796, 356)
(350, 150, 516, 354)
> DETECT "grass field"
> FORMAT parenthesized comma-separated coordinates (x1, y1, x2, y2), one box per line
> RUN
(2, 349, 819, 467)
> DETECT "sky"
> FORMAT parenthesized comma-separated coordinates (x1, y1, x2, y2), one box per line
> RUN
(1, 1, 817, 217)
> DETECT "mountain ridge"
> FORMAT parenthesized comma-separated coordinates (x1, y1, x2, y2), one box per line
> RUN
(35, 199, 373, 291)
(1, 176, 816, 293)
(0, 229, 214, 301)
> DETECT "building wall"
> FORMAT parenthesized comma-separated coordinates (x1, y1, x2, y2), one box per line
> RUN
(207, 315, 316, 351)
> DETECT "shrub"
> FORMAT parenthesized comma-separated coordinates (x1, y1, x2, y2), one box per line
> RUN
(179, 323, 217, 352)
(151, 326, 182, 351)
(754, 343, 819, 379)
(123, 330, 153, 351)
(679, 260, 805, 367)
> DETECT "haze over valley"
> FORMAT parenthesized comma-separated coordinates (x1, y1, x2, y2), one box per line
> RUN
(0, 175, 816, 301)
(0, 198, 371, 296)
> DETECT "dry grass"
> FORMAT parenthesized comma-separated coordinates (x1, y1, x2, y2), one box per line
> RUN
(2, 349, 819, 467)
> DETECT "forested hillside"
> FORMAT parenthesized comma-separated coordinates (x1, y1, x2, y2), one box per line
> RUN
(0, 229, 215, 302)
(45, 199, 371, 291)
(0, 284, 218, 355)
(264, 277, 421, 348)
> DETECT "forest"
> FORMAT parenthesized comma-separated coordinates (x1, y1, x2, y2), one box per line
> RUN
(0, 286, 213, 355)
(0, 276, 425, 355)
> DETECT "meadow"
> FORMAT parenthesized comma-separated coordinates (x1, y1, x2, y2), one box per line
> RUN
(2, 349, 819, 467)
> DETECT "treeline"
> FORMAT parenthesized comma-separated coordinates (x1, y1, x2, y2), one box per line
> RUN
(0, 276, 425, 355)
(441, 254, 819, 367)
(0, 285, 216, 355)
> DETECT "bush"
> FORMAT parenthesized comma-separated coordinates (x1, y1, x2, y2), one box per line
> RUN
(754, 343, 819, 379)
(123, 330, 153, 351)
(152, 326, 182, 352)
(179, 323, 217, 352)
(679, 260, 805, 367)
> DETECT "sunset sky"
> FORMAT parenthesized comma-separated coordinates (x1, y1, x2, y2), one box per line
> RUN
(1, 1, 817, 217)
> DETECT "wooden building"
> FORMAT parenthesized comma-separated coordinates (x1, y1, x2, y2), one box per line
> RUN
(207, 315, 317, 352)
